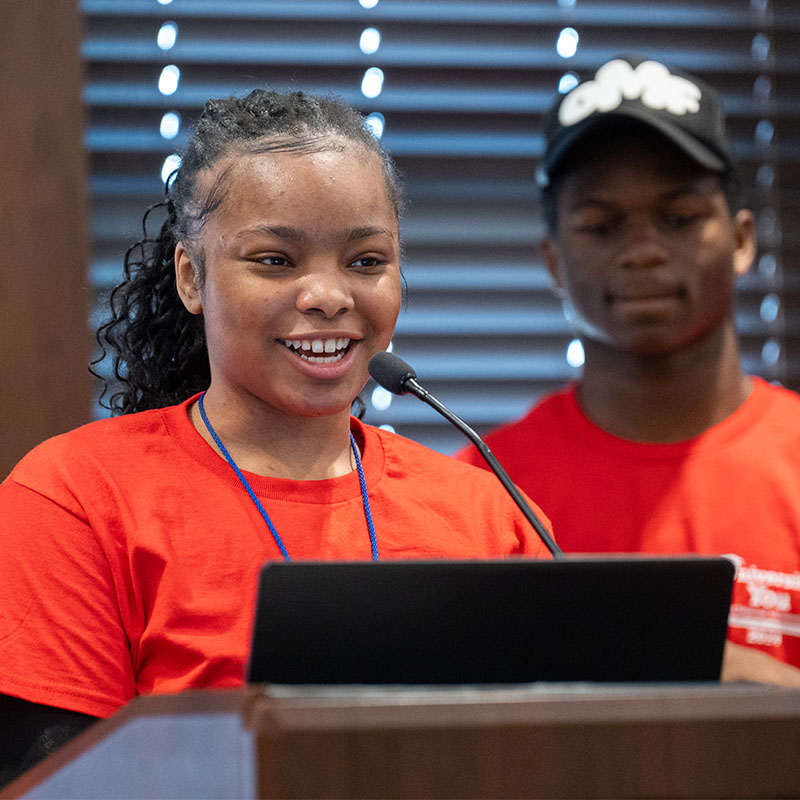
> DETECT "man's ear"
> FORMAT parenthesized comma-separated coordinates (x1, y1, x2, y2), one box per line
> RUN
(175, 242, 203, 315)
(541, 237, 564, 293)
(732, 209, 757, 278)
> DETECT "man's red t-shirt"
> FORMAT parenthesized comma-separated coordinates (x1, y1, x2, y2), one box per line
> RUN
(456, 378, 800, 668)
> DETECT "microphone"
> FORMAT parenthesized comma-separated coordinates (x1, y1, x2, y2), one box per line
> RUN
(368, 351, 563, 558)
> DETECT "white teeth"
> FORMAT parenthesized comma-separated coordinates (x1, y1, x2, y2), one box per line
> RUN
(281, 337, 352, 361)
(307, 355, 344, 363)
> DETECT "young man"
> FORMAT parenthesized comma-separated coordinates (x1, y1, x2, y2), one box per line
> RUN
(457, 56, 800, 683)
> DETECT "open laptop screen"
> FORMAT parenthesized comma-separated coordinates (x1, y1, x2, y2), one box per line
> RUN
(246, 555, 735, 685)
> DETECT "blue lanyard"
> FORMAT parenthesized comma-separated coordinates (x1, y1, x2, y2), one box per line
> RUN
(197, 392, 378, 561)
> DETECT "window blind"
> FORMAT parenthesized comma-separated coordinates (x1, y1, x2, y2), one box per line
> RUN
(81, 0, 800, 454)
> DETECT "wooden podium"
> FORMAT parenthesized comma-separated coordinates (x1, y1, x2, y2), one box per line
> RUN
(4, 683, 800, 799)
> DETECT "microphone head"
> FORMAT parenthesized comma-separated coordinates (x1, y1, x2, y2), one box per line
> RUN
(368, 351, 417, 395)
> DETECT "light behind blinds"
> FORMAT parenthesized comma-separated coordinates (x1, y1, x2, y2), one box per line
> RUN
(81, 0, 800, 453)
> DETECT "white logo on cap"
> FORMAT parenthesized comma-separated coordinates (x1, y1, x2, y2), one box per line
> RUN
(558, 59, 703, 127)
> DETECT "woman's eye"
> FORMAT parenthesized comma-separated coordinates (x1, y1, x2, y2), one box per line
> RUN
(351, 256, 382, 268)
(261, 255, 290, 266)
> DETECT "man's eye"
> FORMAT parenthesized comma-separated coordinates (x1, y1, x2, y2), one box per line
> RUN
(579, 221, 615, 235)
(261, 256, 290, 266)
(664, 214, 699, 228)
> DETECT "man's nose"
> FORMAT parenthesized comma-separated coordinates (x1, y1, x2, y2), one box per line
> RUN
(619, 220, 669, 269)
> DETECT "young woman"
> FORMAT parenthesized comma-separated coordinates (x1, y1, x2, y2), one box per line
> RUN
(0, 89, 551, 784)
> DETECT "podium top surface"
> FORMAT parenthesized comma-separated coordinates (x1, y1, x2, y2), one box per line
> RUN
(6, 685, 800, 800)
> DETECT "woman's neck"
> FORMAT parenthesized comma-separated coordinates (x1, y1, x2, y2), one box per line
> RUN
(189, 388, 356, 480)
(577, 323, 752, 443)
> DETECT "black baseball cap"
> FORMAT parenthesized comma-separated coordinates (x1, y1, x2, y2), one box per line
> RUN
(537, 55, 738, 187)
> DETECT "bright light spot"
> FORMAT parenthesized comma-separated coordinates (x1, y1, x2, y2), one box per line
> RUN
(157, 0, 174, 5)
(762, 338, 781, 365)
(157, 21, 178, 50)
(161, 153, 181, 185)
(558, 72, 579, 94)
(361, 67, 384, 99)
(758, 208, 777, 240)
(159, 111, 181, 139)
(760, 293, 780, 323)
(755, 119, 774, 146)
(359, 27, 381, 55)
(158, 64, 180, 96)
(758, 253, 777, 279)
(379, 424, 395, 433)
(365, 112, 385, 139)
(751, 33, 770, 61)
(371, 385, 393, 411)
(556, 27, 579, 59)
(359, 0, 379, 7)
(756, 165, 775, 188)
(387, 340, 394, 352)
(566, 338, 585, 368)
(753, 75, 771, 100)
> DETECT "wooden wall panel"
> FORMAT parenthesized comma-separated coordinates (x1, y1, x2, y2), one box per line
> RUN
(0, 0, 90, 479)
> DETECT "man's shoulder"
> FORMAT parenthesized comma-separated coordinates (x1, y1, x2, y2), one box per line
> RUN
(449, 385, 579, 468)
(749, 377, 800, 434)
(483, 385, 578, 446)
(756, 377, 800, 408)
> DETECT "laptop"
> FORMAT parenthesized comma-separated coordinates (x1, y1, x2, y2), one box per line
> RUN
(246, 555, 735, 685)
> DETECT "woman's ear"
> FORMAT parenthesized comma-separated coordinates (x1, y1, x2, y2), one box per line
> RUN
(175, 242, 203, 315)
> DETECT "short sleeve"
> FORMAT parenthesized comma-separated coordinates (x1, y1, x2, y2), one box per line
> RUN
(0, 479, 135, 717)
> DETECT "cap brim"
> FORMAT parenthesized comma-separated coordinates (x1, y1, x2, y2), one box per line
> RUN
(538, 107, 728, 187)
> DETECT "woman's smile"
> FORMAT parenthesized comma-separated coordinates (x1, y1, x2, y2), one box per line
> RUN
(176, 144, 402, 422)
(277, 334, 362, 380)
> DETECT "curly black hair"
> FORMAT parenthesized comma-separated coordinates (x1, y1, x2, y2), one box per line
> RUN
(93, 90, 404, 415)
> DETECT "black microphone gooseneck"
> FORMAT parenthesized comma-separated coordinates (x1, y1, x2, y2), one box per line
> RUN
(368, 351, 563, 558)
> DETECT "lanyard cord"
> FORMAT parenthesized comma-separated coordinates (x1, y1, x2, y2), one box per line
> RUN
(197, 392, 378, 561)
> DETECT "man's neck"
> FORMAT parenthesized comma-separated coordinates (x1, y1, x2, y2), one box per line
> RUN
(577, 324, 753, 443)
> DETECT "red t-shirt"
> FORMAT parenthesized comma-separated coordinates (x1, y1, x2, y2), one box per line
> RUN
(456, 377, 800, 668)
(0, 396, 549, 718)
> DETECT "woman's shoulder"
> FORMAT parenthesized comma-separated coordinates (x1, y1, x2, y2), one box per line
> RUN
(360, 420, 513, 486)
(7, 403, 189, 487)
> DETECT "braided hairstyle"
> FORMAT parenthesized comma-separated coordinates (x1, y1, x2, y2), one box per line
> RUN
(94, 90, 404, 415)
